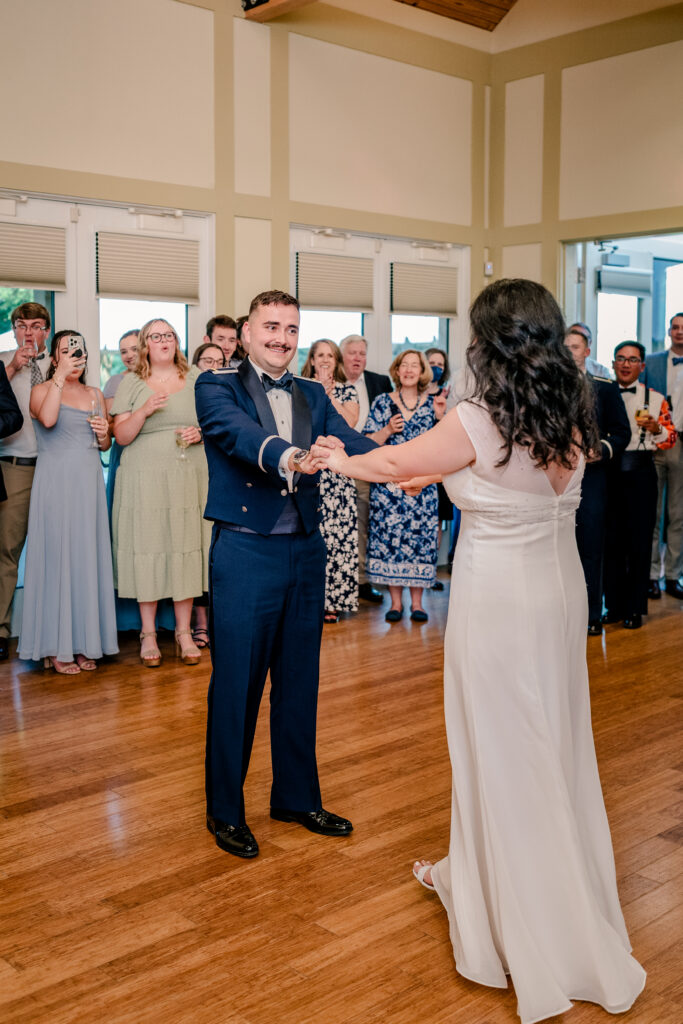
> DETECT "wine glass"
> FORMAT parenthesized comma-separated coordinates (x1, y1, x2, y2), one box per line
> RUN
(175, 426, 190, 460)
(87, 394, 104, 449)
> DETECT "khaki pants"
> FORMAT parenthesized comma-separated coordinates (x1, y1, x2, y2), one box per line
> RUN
(651, 440, 683, 582)
(0, 461, 34, 637)
(355, 479, 370, 586)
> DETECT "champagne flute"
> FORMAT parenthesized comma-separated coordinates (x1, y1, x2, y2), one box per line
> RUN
(175, 426, 190, 460)
(87, 394, 104, 449)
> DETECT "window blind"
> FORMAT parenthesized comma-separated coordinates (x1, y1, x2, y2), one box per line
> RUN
(96, 232, 200, 304)
(0, 222, 67, 291)
(296, 252, 373, 311)
(391, 263, 459, 317)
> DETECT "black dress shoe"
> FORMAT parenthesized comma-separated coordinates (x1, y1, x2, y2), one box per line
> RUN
(385, 609, 403, 623)
(623, 613, 643, 629)
(410, 609, 428, 622)
(0, 637, 8, 661)
(359, 583, 383, 603)
(432, 580, 444, 591)
(601, 611, 623, 625)
(587, 620, 603, 636)
(648, 580, 661, 600)
(270, 807, 353, 836)
(206, 816, 259, 858)
(664, 579, 683, 599)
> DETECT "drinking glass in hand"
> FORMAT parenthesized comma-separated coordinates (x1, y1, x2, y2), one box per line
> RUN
(175, 427, 190, 460)
(87, 395, 104, 449)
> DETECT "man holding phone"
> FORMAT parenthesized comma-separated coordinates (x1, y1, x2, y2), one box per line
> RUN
(0, 302, 51, 659)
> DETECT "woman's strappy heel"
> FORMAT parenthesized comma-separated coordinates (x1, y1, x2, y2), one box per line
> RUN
(175, 629, 201, 665)
(139, 631, 162, 668)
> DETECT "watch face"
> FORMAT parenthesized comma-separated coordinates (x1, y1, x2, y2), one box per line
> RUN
(293, 449, 308, 463)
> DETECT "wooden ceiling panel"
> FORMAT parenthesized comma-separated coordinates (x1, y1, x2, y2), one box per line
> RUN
(392, 0, 518, 32)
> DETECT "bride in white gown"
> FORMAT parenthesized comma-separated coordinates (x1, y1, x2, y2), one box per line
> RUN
(322, 280, 645, 1024)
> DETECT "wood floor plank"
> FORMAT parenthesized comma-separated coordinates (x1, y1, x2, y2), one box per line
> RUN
(1, 580, 681, 1023)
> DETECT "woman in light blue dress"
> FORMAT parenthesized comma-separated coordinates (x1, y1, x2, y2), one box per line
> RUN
(18, 330, 118, 674)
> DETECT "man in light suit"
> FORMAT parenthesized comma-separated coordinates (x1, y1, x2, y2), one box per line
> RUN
(640, 313, 683, 599)
(340, 334, 392, 603)
(195, 291, 376, 859)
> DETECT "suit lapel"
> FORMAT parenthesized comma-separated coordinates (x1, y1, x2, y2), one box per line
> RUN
(238, 359, 278, 435)
(291, 378, 312, 450)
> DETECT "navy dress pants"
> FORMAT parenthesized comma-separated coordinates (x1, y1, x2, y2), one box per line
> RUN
(206, 525, 326, 826)
(576, 465, 607, 623)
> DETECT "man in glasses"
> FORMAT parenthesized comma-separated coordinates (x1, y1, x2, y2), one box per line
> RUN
(603, 342, 676, 629)
(640, 313, 683, 599)
(0, 302, 51, 659)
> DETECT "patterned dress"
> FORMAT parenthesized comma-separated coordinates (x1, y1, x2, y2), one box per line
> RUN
(363, 392, 439, 588)
(319, 382, 359, 612)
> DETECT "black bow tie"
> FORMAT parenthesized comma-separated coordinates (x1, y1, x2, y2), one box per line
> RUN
(619, 386, 637, 394)
(262, 371, 292, 393)
(673, 356, 683, 366)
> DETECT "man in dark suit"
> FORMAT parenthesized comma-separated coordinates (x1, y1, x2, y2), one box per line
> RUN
(340, 334, 392, 603)
(640, 312, 683, 599)
(195, 291, 376, 859)
(565, 329, 631, 635)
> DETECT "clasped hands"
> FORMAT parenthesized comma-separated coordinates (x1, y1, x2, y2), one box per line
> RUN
(291, 436, 435, 495)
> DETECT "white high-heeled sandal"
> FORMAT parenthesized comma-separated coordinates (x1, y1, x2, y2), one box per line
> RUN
(412, 860, 435, 891)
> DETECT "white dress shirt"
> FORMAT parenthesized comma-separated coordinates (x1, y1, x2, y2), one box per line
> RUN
(666, 350, 683, 432)
(350, 373, 370, 431)
(248, 358, 298, 488)
(0, 348, 49, 457)
(618, 381, 667, 452)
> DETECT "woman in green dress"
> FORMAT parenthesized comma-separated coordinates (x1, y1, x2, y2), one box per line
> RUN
(111, 318, 210, 667)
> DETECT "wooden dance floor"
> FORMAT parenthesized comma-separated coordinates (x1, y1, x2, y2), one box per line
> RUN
(1, 579, 681, 1023)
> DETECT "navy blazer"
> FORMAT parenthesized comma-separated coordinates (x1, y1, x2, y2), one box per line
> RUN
(586, 373, 631, 468)
(364, 369, 392, 405)
(195, 359, 376, 536)
(640, 350, 669, 400)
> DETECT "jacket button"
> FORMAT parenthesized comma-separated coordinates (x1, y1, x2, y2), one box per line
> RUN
(280, 488, 287, 496)
(241, 505, 247, 512)
(246, 482, 252, 488)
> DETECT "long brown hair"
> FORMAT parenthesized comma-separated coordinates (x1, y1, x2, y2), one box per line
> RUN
(301, 339, 347, 383)
(135, 319, 189, 380)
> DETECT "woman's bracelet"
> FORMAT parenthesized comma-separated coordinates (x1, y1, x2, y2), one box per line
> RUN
(52, 378, 64, 391)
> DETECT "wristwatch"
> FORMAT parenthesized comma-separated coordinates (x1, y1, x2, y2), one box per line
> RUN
(291, 448, 309, 468)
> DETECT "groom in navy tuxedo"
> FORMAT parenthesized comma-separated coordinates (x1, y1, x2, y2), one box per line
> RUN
(195, 290, 376, 858)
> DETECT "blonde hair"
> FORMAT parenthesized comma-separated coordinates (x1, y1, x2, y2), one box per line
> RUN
(389, 348, 431, 392)
(135, 319, 189, 380)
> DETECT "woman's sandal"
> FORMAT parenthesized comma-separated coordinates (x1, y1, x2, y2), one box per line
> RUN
(139, 631, 162, 668)
(74, 654, 97, 671)
(412, 859, 436, 891)
(175, 629, 201, 665)
(324, 610, 340, 624)
(191, 626, 210, 649)
(43, 657, 80, 675)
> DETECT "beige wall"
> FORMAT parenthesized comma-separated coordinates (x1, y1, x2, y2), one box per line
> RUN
(0, 0, 682, 318)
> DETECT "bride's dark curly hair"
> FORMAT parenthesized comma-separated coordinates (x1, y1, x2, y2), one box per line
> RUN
(466, 278, 598, 469)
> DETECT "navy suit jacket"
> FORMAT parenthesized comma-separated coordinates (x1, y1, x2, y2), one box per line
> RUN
(363, 369, 392, 405)
(195, 359, 376, 536)
(586, 373, 631, 470)
(640, 350, 669, 400)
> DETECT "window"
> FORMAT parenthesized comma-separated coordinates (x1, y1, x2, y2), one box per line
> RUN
(0, 287, 54, 348)
(596, 293, 638, 369)
(297, 309, 363, 373)
(98, 298, 188, 390)
(391, 314, 446, 359)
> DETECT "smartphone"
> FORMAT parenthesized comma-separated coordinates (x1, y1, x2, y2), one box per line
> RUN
(68, 334, 84, 360)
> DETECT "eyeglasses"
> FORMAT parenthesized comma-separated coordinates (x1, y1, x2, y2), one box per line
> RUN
(614, 355, 642, 365)
(14, 321, 48, 332)
(148, 332, 176, 342)
(197, 357, 223, 368)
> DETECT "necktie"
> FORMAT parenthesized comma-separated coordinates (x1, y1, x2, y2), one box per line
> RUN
(262, 371, 293, 393)
(619, 386, 637, 394)
(672, 356, 683, 366)
(30, 350, 45, 388)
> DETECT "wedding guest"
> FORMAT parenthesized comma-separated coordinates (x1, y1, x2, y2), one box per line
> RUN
(0, 363, 24, 499)
(301, 339, 359, 622)
(103, 329, 139, 519)
(204, 315, 242, 368)
(0, 302, 51, 660)
(363, 349, 446, 623)
(426, 347, 454, 586)
(192, 343, 226, 372)
(111, 318, 210, 667)
(19, 331, 117, 674)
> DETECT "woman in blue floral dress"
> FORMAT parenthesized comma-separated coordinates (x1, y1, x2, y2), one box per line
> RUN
(363, 349, 446, 623)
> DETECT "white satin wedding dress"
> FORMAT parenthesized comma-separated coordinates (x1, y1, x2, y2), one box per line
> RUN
(432, 402, 645, 1024)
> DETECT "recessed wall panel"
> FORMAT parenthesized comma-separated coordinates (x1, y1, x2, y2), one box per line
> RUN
(234, 19, 271, 198)
(504, 75, 544, 227)
(289, 34, 472, 225)
(235, 217, 272, 315)
(501, 243, 543, 283)
(560, 41, 683, 220)
(0, 0, 214, 188)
